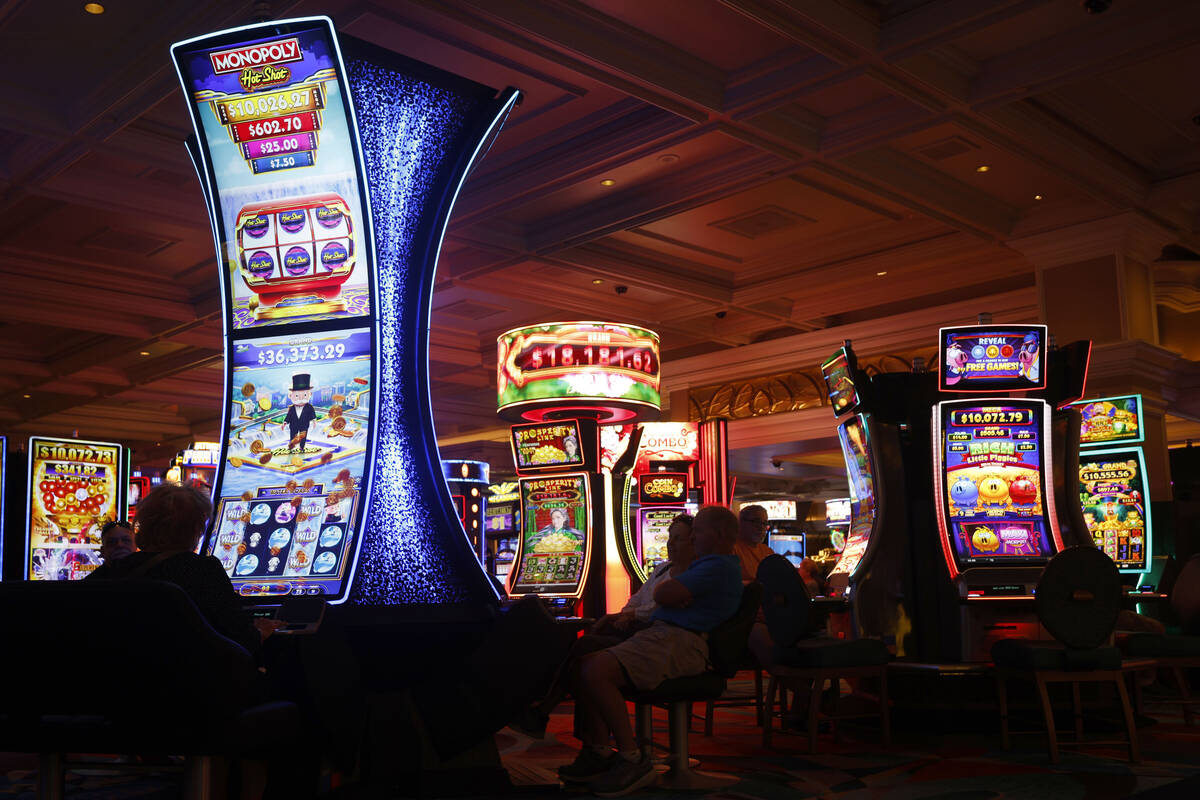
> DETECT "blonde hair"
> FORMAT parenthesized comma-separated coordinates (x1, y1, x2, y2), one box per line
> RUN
(134, 483, 212, 552)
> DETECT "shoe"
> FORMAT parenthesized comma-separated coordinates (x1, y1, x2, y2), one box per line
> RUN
(590, 756, 656, 797)
(557, 749, 617, 783)
(508, 706, 549, 739)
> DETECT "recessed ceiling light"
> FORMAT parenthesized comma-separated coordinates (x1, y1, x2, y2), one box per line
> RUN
(658, 153, 680, 164)
(84, 2, 104, 13)
(22, 393, 31, 399)
(591, 278, 603, 285)
(876, 271, 887, 277)
(1034, 194, 1044, 201)
(976, 165, 990, 173)
(139, 350, 151, 356)
(599, 178, 616, 187)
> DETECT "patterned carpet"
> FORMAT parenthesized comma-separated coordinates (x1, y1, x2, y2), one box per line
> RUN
(3, 676, 1197, 798)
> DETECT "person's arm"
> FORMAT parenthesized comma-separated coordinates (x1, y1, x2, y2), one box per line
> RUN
(653, 577, 693, 609)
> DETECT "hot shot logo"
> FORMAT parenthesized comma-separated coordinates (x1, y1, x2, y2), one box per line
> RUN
(210, 38, 303, 74)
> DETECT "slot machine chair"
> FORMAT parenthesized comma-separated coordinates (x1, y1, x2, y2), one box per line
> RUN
(0, 581, 299, 800)
(623, 582, 761, 790)
(992, 546, 1140, 762)
(1122, 553, 1200, 726)
(755, 555, 890, 753)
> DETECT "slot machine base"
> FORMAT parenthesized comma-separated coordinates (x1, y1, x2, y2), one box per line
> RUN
(959, 600, 1049, 663)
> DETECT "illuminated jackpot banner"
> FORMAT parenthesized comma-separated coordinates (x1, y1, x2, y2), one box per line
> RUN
(638, 472, 688, 505)
(497, 322, 661, 422)
(1070, 394, 1145, 445)
(175, 17, 521, 608)
(825, 497, 851, 527)
(26, 436, 125, 581)
(933, 400, 1063, 571)
(940, 324, 1047, 392)
(508, 474, 592, 598)
(1078, 447, 1151, 573)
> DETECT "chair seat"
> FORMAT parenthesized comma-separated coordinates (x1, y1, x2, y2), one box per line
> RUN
(626, 671, 726, 704)
(1123, 633, 1200, 658)
(773, 637, 889, 669)
(992, 639, 1122, 671)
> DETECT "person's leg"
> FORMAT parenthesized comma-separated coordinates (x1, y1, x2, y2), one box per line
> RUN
(579, 651, 636, 753)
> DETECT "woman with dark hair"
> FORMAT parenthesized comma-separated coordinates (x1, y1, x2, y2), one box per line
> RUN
(87, 483, 267, 657)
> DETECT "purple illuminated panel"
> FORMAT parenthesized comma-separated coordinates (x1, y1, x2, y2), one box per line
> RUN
(940, 325, 1047, 392)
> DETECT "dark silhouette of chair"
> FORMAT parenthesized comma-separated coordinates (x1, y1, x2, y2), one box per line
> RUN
(1122, 553, 1200, 725)
(0, 580, 299, 799)
(623, 582, 762, 790)
(756, 554, 889, 753)
(993, 546, 1139, 762)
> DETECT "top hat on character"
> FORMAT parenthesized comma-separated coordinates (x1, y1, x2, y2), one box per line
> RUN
(291, 373, 312, 391)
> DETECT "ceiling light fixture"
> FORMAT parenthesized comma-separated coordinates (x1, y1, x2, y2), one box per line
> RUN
(1034, 194, 1044, 201)
(139, 350, 151, 356)
(976, 165, 990, 173)
(591, 278, 603, 285)
(599, 178, 616, 187)
(876, 271, 887, 276)
(23, 393, 31, 399)
(84, 2, 104, 13)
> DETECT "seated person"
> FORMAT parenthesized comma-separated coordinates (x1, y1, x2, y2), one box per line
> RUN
(515, 515, 696, 738)
(734, 504, 774, 583)
(87, 483, 271, 658)
(798, 557, 825, 597)
(558, 506, 742, 795)
(99, 520, 137, 563)
(593, 513, 695, 637)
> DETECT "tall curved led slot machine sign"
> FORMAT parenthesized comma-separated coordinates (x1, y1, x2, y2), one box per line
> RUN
(174, 17, 519, 610)
(498, 322, 661, 617)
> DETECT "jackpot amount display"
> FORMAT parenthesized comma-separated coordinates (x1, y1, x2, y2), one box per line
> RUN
(512, 475, 589, 594)
(28, 439, 122, 581)
(942, 404, 1054, 562)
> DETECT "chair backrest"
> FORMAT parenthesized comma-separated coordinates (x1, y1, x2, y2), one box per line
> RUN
(756, 554, 812, 649)
(706, 582, 763, 678)
(1035, 546, 1121, 649)
(1171, 554, 1200, 634)
(0, 580, 257, 720)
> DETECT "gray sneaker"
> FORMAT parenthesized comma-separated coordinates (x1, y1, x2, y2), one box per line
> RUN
(557, 748, 617, 783)
(590, 756, 656, 797)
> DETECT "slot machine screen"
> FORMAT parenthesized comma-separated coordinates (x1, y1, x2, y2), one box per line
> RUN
(1079, 447, 1150, 573)
(824, 497, 851, 526)
(826, 416, 876, 585)
(173, 19, 372, 332)
(939, 325, 1047, 392)
(27, 437, 124, 581)
(510, 420, 586, 472)
(1070, 395, 1145, 445)
(509, 474, 591, 597)
(637, 507, 680, 574)
(208, 327, 371, 597)
(821, 348, 859, 416)
(768, 533, 806, 567)
(937, 401, 1055, 568)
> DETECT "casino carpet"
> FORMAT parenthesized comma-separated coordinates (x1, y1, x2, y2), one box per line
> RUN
(3, 676, 1197, 798)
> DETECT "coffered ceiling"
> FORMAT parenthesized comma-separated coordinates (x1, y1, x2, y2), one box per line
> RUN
(2, 0, 1199, 488)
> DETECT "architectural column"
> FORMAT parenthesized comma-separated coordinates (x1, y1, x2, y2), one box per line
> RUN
(1008, 211, 1177, 500)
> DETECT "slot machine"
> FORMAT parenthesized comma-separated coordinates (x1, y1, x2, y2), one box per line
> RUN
(820, 343, 910, 644)
(127, 474, 151, 520)
(175, 441, 221, 497)
(932, 324, 1090, 661)
(174, 16, 520, 614)
(613, 421, 703, 587)
(441, 460, 489, 564)
(25, 436, 126, 581)
(1069, 395, 1153, 582)
(760, 500, 804, 566)
(497, 321, 661, 618)
(824, 497, 851, 555)
(484, 481, 521, 580)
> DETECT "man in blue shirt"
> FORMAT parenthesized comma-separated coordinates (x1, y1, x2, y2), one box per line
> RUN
(559, 505, 742, 796)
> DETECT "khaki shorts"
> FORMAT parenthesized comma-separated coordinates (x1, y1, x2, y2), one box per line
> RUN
(606, 620, 709, 690)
